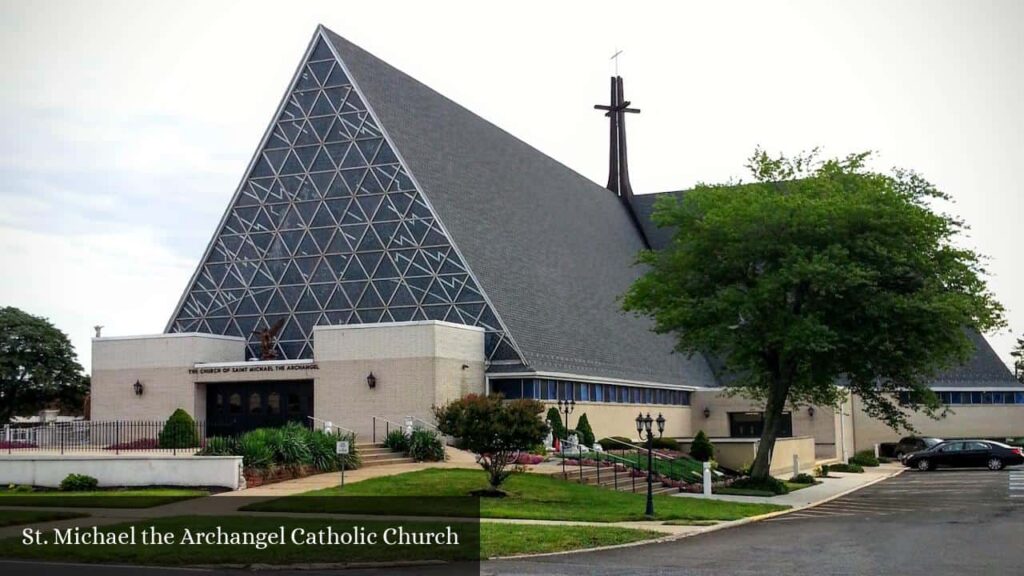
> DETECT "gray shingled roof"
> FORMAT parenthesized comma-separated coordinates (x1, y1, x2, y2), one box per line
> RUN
(323, 28, 717, 387)
(632, 189, 1022, 390)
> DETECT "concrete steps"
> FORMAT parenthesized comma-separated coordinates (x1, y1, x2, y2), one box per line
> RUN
(355, 442, 415, 467)
(557, 465, 681, 495)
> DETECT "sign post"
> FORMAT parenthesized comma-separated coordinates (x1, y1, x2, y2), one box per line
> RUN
(336, 440, 350, 487)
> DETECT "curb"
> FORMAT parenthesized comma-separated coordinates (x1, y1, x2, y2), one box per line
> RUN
(489, 467, 905, 561)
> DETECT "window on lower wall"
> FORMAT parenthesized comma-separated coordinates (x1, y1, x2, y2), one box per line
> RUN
(728, 412, 793, 438)
(487, 378, 692, 406)
(923, 390, 1024, 405)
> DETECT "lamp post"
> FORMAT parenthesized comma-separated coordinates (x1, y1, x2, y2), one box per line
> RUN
(635, 411, 666, 518)
(557, 397, 575, 476)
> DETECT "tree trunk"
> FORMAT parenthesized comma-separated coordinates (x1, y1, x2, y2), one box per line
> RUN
(749, 379, 790, 480)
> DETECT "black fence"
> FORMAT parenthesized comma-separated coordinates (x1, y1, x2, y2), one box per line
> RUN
(2, 420, 213, 455)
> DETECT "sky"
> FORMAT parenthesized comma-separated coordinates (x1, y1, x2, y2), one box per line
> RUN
(0, 0, 1021, 373)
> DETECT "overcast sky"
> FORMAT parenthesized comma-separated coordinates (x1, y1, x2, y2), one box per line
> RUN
(1, 0, 1021, 372)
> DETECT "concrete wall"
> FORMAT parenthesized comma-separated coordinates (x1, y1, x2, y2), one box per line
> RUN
(312, 321, 486, 439)
(0, 455, 244, 489)
(541, 402, 692, 442)
(691, 390, 850, 461)
(91, 334, 244, 421)
(850, 395, 1024, 451)
(680, 437, 816, 476)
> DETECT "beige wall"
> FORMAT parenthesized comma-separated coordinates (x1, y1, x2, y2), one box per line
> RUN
(680, 437, 816, 476)
(540, 402, 692, 442)
(312, 321, 486, 440)
(91, 334, 244, 421)
(89, 322, 485, 442)
(851, 394, 1024, 451)
(691, 390, 851, 461)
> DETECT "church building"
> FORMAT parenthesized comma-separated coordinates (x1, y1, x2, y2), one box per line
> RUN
(91, 26, 1023, 464)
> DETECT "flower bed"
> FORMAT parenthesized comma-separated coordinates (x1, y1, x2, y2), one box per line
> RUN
(0, 441, 37, 449)
(104, 439, 160, 451)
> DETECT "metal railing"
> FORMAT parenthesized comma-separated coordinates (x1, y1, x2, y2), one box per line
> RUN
(556, 436, 701, 492)
(2, 420, 209, 456)
(306, 416, 356, 437)
(371, 416, 405, 444)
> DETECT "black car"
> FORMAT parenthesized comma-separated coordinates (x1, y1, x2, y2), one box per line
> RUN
(903, 440, 1024, 471)
(894, 436, 944, 460)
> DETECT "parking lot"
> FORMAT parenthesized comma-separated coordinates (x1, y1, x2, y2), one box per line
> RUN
(766, 466, 1024, 522)
(485, 466, 1024, 576)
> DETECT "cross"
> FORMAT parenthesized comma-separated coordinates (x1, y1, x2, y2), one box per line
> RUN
(610, 49, 623, 76)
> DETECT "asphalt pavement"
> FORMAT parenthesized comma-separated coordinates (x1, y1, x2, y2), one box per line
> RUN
(483, 466, 1024, 576)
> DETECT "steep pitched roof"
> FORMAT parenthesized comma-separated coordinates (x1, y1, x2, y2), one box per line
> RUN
(323, 28, 716, 386)
(631, 190, 1020, 390)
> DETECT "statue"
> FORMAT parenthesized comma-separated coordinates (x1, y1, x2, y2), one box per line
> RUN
(253, 318, 286, 360)
(93, 325, 103, 338)
(543, 430, 553, 451)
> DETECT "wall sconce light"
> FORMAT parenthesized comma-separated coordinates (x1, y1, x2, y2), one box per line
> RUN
(366, 372, 377, 389)
(703, 407, 711, 419)
(133, 380, 144, 396)
(461, 364, 469, 370)
(808, 406, 815, 418)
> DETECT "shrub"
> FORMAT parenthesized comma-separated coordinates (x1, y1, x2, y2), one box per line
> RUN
(546, 407, 566, 440)
(829, 463, 864, 473)
(59, 473, 98, 492)
(730, 475, 789, 495)
(529, 444, 548, 456)
(238, 428, 275, 469)
(789, 473, 816, 484)
(598, 436, 634, 451)
(849, 450, 880, 467)
(198, 425, 358, 473)
(689, 430, 714, 462)
(575, 414, 595, 448)
(199, 436, 238, 456)
(158, 409, 200, 449)
(384, 429, 410, 452)
(651, 437, 681, 451)
(816, 464, 830, 478)
(408, 429, 445, 462)
(434, 394, 548, 492)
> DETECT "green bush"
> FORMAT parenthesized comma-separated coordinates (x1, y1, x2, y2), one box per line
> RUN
(408, 429, 445, 462)
(575, 414, 595, 448)
(198, 424, 358, 472)
(689, 430, 714, 462)
(158, 409, 200, 449)
(829, 462, 865, 473)
(730, 476, 789, 495)
(816, 464, 830, 478)
(849, 450, 880, 467)
(598, 436, 634, 450)
(789, 473, 816, 484)
(384, 429, 409, 452)
(59, 473, 98, 492)
(650, 437, 681, 451)
(546, 407, 566, 440)
(529, 444, 548, 456)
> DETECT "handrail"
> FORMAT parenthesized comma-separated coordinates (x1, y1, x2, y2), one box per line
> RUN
(307, 412, 356, 434)
(600, 436, 680, 461)
(371, 415, 405, 444)
(410, 416, 439, 432)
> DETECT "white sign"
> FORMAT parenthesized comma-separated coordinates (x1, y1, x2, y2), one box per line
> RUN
(335, 441, 350, 455)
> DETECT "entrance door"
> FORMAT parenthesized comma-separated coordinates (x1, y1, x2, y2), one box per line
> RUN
(205, 380, 314, 436)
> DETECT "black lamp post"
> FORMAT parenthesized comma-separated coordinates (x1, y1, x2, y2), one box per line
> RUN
(636, 411, 666, 518)
(557, 397, 575, 476)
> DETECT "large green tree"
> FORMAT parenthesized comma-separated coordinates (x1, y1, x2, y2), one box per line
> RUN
(623, 150, 1004, 480)
(0, 306, 89, 423)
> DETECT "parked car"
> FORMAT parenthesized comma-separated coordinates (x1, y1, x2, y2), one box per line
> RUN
(903, 440, 1024, 471)
(894, 436, 944, 461)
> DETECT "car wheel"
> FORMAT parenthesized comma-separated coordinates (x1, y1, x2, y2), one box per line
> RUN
(916, 459, 931, 471)
(987, 458, 1004, 471)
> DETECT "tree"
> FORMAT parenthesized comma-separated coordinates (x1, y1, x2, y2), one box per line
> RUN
(0, 306, 89, 424)
(433, 394, 548, 493)
(690, 430, 714, 462)
(158, 408, 200, 449)
(623, 150, 1004, 481)
(1011, 334, 1024, 384)
(545, 406, 566, 440)
(575, 413, 595, 448)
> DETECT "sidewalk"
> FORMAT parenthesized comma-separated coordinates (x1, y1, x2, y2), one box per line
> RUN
(671, 462, 903, 506)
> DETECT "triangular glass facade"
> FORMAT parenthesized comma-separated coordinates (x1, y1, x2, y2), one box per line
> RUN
(168, 34, 524, 363)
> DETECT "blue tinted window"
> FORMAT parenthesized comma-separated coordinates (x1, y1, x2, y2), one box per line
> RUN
(579, 383, 590, 402)
(594, 384, 604, 402)
(1015, 392, 1024, 404)
(492, 379, 521, 399)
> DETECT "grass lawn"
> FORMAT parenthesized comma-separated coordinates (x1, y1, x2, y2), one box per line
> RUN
(0, 489, 208, 508)
(587, 452, 706, 482)
(715, 481, 818, 498)
(246, 469, 786, 522)
(0, 515, 660, 563)
(0, 510, 89, 528)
